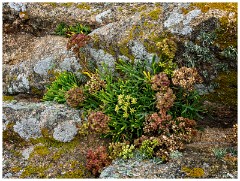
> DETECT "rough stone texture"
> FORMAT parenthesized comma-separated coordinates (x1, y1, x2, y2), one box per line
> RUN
(3, 101, 82, 142)
(22, 146, 35, 160)
(2, 35, 81, 95)
(3, 2, 236, 95)
(13, 118, 42, 140)
(53, 121, 78, 142)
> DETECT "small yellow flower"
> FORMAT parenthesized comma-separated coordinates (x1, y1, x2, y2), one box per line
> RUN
(122, 105, 128, 112)
(115, 105, 119, 113)
(126, 95, 131, 100)
(123, 112, 129, 118)
(130, 108, 136, 114)
(118, 99, 123, 105)
(124, 102, 130, 107)
(118, 94, 124, 100)
(131, 98, 137, 104)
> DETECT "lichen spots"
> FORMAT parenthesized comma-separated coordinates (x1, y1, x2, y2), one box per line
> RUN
(20, 165, 51, 178)
(191, 3, 237, 14)
(3, 95, 15, 101)
(190, 3, 237, 49)
(76, 3, 91, 10)
(31, 145, 50, 157)
(57, 162, 92, 178)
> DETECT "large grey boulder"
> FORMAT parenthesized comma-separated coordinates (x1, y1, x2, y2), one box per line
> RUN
(3, 101, 82, 142)
(2, 35, 82, 95)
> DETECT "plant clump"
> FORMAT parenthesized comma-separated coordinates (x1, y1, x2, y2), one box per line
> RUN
(108, 142, 135, 160)
(151, 72, 170, 91)
(55, 22, 91, 37)
(172, 67, 203, 91)
(155, 87, 176, 112)
(86, 146, 111, 177)
(65, 87, 85, 108)
(88, 111, 110, 134)
(85, 74, 106, 94)
(67, 33, 91, 55)
(139, 139, 159, 159)
(42, 71, 78, 103)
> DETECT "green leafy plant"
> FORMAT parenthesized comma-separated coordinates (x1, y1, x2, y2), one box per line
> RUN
(108, 142, 135, 160)
(42, 71, 78, 103)
(139, 139, 159, 159)
(84, 60, 157, 142)
(55, 22, 91, 37)
(212, 147, 227, 159)
(65, 87, 85, 108)
(221, 46, 237, 61)
(55, 22, 68, 36)
(86, 146, 111, 177)
(171, 88, 205, 120)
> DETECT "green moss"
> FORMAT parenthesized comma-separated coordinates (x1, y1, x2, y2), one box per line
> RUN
(182, 167, 204, 178)
(118, 6, 123, 12)
(20, 165, 50, 178)
(3, 95, 15, 101)
(31, 145, 50, 157)
(147, 7, 162, 20)
(191, 3, 237, 13)
(30, 134, 81, 152)
(138, 4, 147, 12)
(46, 2, 58, 8)
(60, 3, 74, 8)
(119, 44, 135, 61)
(10, 149, 22, 157)
(216, 16, 237, 49)
(141, 7, 162, 21)
(52, 150, 64, 161)
(47, 69, 60, 82)
(76, 3, 91, 10)
(204, 71, 237, 109)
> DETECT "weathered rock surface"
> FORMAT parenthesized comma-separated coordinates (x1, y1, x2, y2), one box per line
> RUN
(3, 101, 82, 142)
(2, 35, 81, 95)
(3, 2, 237, 95)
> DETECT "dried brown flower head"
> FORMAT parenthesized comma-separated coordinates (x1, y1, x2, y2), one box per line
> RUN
(65, 87, 85, 108)
(88, 111, 110, 134)
(156, 87, 176, 111)
(172, 67, 203, 91)
(151, 72, 170, 91)
(86, 74, 106, 94)
(67, 33, 91, 54)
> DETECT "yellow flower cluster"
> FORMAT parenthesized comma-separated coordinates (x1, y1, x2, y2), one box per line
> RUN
(108, 142, 135, 160)
(115, 94, 137, 118)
